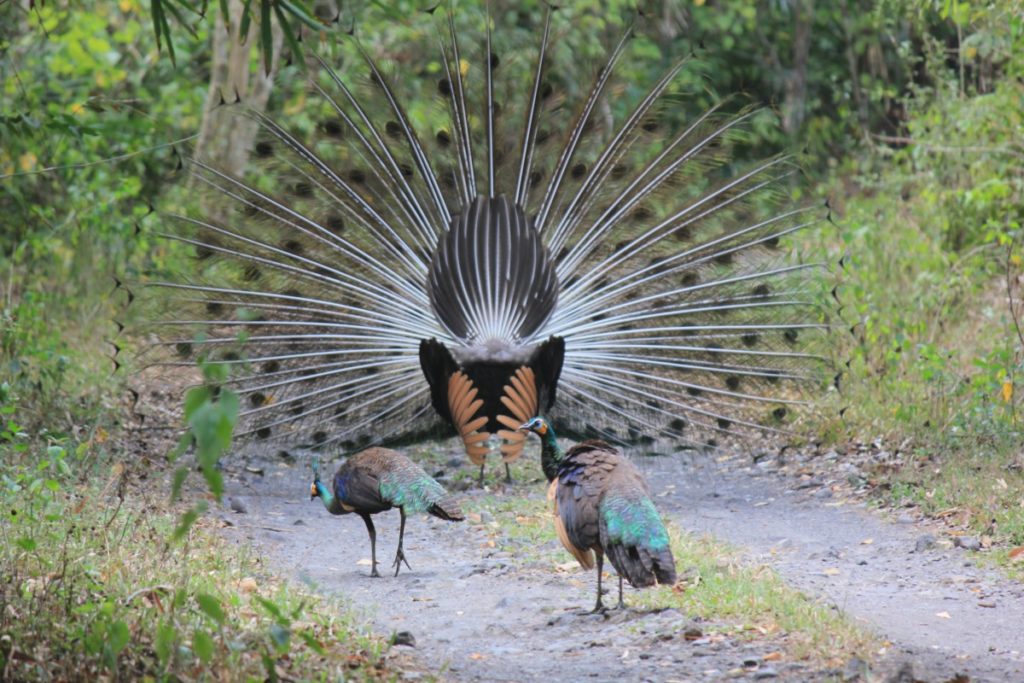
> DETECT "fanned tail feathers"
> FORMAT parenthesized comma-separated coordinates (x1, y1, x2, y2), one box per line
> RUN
(133, 4, 831, 457)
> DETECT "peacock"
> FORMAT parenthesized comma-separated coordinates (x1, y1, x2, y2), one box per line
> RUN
(519, 415, 676, 611)
(310, 447, 464, 577)
(139, 4, 831, 482)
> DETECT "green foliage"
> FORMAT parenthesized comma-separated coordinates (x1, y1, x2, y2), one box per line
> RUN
(0, 441, 391, 680)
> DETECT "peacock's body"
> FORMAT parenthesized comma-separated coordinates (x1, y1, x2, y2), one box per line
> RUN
(142, 5, 829, 480)
(520, 416, 676, 611)
(311, 447, 464, 577)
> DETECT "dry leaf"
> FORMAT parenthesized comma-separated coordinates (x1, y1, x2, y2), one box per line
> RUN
(238, 577, 258, 593)
(822, 567, 841, 576)
(763, 652, 783, 662)
(469, 653, 487, 660)
(935, 611, 952, 619)
(860, 538, 873, 545)
(356, 558, 372, 566)
(1007, 546, 1024, 562)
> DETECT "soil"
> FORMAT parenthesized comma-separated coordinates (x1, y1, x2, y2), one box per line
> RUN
(209, 441, 1024, 683)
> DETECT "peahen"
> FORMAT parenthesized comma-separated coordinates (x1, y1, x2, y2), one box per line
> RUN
(519, 415, 676, 611)
(142, 5, 830, 481)
(310, 448, 464, 577)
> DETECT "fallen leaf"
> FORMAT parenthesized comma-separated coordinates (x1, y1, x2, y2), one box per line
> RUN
(860, 538, 873, 545)
(469, 653, 487, 660)
(357, 559, 372, 566)
(763, 652, 783, 662)
(822, 567, 840, 576)
(1007, 546, 1024, 562)
(935, 611, 952, 619)
(238, 577, 258, 593)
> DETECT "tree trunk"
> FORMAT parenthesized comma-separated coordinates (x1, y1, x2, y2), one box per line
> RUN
(194, 0, 284, 215)
(782, 0, 814, 136)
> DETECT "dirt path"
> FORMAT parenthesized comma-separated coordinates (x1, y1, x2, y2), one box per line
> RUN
(218, 446, 1024, 682)
(641, 454, 1024, 682)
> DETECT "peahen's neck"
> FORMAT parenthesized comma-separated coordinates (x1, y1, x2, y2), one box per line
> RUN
(314, 479, 346, 515)
(538, 425, 564, 482)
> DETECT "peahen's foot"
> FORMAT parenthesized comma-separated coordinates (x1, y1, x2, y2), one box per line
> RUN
(392, 548, 412, 577)
(369, 564, 381, 578)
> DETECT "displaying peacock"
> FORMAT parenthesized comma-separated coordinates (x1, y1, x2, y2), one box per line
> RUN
(140, 4, 831, 481)
(310, 447, 464, 577)
(519, 415, 676, 611)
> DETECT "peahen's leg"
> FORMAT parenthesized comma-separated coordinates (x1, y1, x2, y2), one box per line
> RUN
(360, 513, 380, 578)
(617, 575, 625, 609)
(592, 551, 606, 613)
(478, 463, 485, 486)
(392, 507, 412, 576)
(504, 462, 513, 484)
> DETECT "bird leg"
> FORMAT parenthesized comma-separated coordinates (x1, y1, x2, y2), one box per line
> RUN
(617, 575, 625, 610)
(392, 507, 412, 577)
(478, 463, 485, 486)
(360, 513, 380, 578)
(505, 462, 513, 484)
(592, 551, 607, 613)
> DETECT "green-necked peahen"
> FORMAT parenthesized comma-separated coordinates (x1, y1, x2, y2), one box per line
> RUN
(519, 416, 676, 611)
(310, 448, 464, 577)
(139, 4, 831, 481)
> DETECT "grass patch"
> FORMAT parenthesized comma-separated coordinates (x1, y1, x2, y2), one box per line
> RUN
(0, 450, 395, 681)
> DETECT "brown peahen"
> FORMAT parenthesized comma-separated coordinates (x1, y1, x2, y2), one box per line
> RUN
(310, 448, 464, 577)
(140, 5, 830, 481)
(520, 416, 676, 611)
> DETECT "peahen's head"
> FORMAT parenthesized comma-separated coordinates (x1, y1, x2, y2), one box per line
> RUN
(310, 456, 322, 501)
(519, 415, 551, 436)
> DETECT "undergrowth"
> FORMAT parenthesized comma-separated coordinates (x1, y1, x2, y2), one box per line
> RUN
(0, 440, 394, 681)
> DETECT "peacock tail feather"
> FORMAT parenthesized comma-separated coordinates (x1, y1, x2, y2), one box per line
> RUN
(133, 4, 832, 460)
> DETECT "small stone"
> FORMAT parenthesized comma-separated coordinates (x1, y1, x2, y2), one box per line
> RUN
(391, 631, 416, 647)
(954, 536, 982, 551)
(228, 496, 249, 514)
(446, 457, 464, 469)
(683, 627, 704, 641)
(914, 534, 936, 553)
(843, 656, 868, 681)
(754, 668, 779, 680)
(814, 487, 833, 499)
(293, 519, 305, 526)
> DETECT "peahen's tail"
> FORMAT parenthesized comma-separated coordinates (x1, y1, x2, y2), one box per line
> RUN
(133, 4, 833, 458)
(600, 491, 677, 588)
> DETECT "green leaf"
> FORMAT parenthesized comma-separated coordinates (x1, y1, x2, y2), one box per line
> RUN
(155, 621, 176, 666)
(269, 622, 290, 651)
(262, 652, 279, 683)
(298, 629, 326, 655)
(170, 466, 189, 502)
(107, 620, 131, 655)
(274, 4, 305, 72)
(192, 629, 215, 663)
(196, 592, 226, 626)
(16, 536, 36, 551)
(253, 595, 283, 620)
(171, 502, 207, 542)
(260, 0, 273, 76)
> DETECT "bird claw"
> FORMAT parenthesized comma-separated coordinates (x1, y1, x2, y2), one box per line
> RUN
(369, 566, 381, 578)
(392, 548, 412, 576)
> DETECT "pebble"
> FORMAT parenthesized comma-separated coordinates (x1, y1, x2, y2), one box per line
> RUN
(954, 536, 982, 551)
(391, 631, 416, 647)
(228, 496, 249, 514)
(914, 534, 936, 553)
(754, 668, 779, 679)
